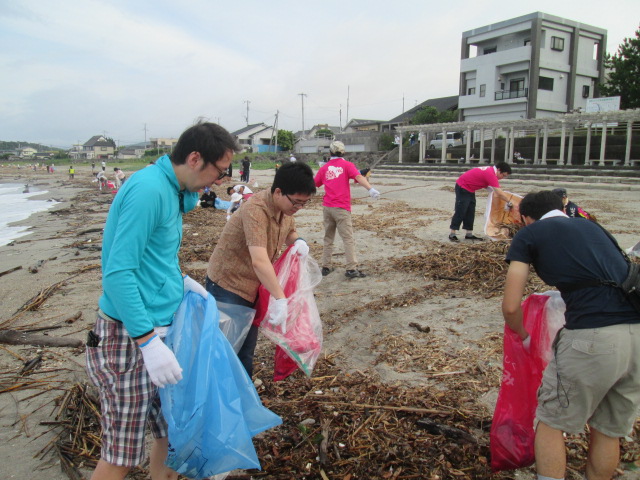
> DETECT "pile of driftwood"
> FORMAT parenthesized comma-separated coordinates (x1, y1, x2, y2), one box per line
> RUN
(388, 242, 547, 298)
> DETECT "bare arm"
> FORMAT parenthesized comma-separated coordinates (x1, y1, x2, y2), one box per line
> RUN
(492, 187, 512, 203)
(354, 174, 373, 190)
(249, 246, 285, 299)
(284, 230, 299, 246)
(501, 260, 530, 340)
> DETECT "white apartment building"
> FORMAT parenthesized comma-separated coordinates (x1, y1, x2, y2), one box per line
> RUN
(458, 12, 606, 122)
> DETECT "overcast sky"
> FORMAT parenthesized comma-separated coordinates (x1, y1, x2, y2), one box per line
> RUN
(1, 1, 638, 148)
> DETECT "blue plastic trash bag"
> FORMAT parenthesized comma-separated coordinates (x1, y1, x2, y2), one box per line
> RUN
(160, 292, 282, 479)
(217, 301, 255, 354)
(215, 197, 231, 210)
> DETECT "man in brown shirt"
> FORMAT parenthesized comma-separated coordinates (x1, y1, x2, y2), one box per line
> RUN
(206, 162, 316, 376)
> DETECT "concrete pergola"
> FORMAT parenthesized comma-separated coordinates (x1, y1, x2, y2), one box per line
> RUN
(394, 109, 640, 167)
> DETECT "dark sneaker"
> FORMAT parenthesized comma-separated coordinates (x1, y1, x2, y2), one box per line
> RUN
(321, 267, 334, 277)
(345, 269, 367, 278)
(465, 234, 484, 241)
(448, 234, 460, 242)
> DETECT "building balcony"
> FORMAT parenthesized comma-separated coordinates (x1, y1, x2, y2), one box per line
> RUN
(495, 88, 528, 100)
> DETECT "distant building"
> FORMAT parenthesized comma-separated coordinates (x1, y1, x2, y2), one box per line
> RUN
(150, 137, 178, 152)
(382, 96, 459, 131)
(458, 12, 606, 122)
(231, 123, 276, 153)
(18, 147, 37, 158)
(82, 135, 116, 159)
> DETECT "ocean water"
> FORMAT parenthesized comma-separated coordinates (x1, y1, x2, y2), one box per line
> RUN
(0, 183, 58, 247)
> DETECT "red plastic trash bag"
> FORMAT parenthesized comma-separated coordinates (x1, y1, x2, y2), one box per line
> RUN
(490, 291, 565, 471)
(255, 246, 323, 381)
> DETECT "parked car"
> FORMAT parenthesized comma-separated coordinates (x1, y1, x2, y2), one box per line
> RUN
(429, 132, 463, 149)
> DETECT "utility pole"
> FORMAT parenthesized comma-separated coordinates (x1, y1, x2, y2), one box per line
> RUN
(346, 86, 350, 126)
(273, 110, 279, 152)
(339, 104, 342, 132)
(298, 93, 307, 135)
(244, 100, 250, 126)
(143, 123, 148, 149)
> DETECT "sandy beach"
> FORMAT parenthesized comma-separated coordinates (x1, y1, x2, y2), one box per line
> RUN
(0, 163, 639, 480)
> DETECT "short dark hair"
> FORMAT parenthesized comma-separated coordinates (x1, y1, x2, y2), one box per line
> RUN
(519, 191, 564, 220)
(495, 161, 512, 174)
(171, 121, 240, 166)
(271, 162, 316, 196)
(226, 186, 234, 195)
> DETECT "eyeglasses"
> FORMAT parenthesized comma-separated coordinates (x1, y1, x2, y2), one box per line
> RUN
(285, 194, 311, 208)
(213, 164, 229, 181)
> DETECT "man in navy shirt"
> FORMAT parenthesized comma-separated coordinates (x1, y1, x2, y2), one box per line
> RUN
(502, 190, 640, 480)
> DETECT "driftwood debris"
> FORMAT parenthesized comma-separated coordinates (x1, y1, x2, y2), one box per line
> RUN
(0, 265, 22, 277)
(0, 330, 83, 348)
(416, 417, 478, 444)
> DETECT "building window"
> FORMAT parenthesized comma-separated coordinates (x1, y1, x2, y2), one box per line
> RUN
(539, 76, 554, 91)
(483, 46, 497, 54)
(524, 39, 531, 46)
(551, 36, 564, 51)
(582, 85, 590, 98)
(479, 84, 486, 97)
(468, 87, 476, 95)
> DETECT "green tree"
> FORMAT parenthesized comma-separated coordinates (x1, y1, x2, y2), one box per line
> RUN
(600, 26, 640, 109)
(315, 128, 333, 139)
(275, 130, 294, 151)
(378, 133, 396, 151)
(410, 107, 459, 125)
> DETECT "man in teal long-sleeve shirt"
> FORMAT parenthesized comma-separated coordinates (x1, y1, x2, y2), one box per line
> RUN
(86, 122, 239, 480)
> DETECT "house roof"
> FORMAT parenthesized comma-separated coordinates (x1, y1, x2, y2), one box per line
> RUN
(84, 135, 115, 147)
(345, 118, 385, 128)
(231, 123, 269, 136)
(386, 96, 458, 124)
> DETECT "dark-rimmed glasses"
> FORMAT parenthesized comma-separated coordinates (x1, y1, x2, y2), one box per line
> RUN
(285, 194, 311, 208)
(213, 164, 229, 181)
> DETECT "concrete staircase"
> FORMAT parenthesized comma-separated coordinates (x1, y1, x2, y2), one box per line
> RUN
(373, 163, 640, 191)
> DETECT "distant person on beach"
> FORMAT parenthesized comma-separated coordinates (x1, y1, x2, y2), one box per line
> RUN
(449, 162, 512, 242)
(205, 162, 316, 377)
(199, 186, 217, 208)
(86, 122, 238, 479)
(552, 188, 597, 222)
(241, 156, 251, 182)
(113, 167, 126, 188)
(101, 160, 106, 171)
(228, 184, 254, 200)
(92, 162, 96, 172)
(95, 171, 107, 191)
(289, 153, 297, 163)
(315, 140, 380, 279)
(68, 165, 75, 179)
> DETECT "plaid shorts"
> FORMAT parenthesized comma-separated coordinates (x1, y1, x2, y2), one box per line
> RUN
(86, 311, 168, 467)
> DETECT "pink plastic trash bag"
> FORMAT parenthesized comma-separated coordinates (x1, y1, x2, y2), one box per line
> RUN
(255, 246, 323, 381)
(490, 291, 565, 471)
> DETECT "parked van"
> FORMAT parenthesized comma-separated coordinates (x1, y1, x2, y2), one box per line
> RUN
(429, 132, 463, 149)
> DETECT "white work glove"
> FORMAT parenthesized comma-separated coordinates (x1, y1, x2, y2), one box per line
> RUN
(139, 335, 183, 387)
(226, 215, 231, 221)
(290, 238, 309, 257)
(522, 335, 531, 353)
(504, 201, 514, 211)
(183, 275, 207, 298)
(268, 298, 288, 333)
(368, 187, 380, 200)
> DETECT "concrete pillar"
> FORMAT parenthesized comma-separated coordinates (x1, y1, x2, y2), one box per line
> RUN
(479, 127, 485, 163)
(465, 128, 471, 164)
(491, 129, 496, 164)
(534, 129, 540, 165)
(599, 117, 607, 166)
(625, 121, 632, 166)
(504, 129, 509, 163)
(559, 121, 566, 166)
(418, 132, 425, 164)
(585, 122, 592, 166)
(542, 123, 549, 165)
(509, 127, 515, 163)
(441, 128, 447, 164)
(398, 133, 403, 164)
(567, 127, 574, 166)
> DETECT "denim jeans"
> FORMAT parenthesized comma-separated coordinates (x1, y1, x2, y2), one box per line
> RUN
(205, 277, 258, 377)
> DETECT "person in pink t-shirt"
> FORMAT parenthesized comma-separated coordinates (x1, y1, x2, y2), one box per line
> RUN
(315, 141, 380, 278)
(449, 162, 512, 242)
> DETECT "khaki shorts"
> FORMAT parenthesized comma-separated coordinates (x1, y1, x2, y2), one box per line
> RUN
(536, 323, 640, 437)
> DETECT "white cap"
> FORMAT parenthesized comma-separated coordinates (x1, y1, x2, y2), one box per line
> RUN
(330, 141, 345, 155)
